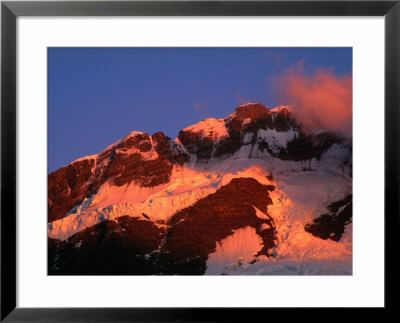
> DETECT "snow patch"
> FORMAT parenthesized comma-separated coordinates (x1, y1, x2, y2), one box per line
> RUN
(71, 155, 97, 164)
(121, 131, 145, 141)
(270, 105, 291, 113)
(265, 186, 352, 266)
(253, 206, 270, 220)
(260, 223, 271, 230)
(183, 118, 229, 141)
(49, 135, 352, 277)
(243, 132, 254, 144)
(205, 226, 263, 275)
(217, 257, 352, 275)
(257, 128, 297, 154)
(242, 118, 251, 126)
(48, 166, 222, 240)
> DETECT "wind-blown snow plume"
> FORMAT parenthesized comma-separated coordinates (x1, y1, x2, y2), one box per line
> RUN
(273, 61, 352, 140)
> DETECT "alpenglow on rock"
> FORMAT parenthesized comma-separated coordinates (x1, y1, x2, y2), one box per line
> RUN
(48, 103, 352, 275)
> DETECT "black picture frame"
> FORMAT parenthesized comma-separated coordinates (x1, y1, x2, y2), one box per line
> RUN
(1, 0, 399, 321)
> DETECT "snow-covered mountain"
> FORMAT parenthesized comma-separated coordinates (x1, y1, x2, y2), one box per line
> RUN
(48, 103, 352, 275)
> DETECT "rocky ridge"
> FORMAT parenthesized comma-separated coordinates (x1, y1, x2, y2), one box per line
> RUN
(48, 103, 352, 275)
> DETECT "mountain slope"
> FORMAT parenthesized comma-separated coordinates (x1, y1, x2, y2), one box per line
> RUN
(48, 103, 352, 275)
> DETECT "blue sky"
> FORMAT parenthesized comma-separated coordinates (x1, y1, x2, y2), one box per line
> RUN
(48, 47, 352, 172)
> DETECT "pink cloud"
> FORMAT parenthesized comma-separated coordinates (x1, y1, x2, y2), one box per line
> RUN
(193, 102, 203, 110)
(273, 61, 352, 139)
(235, 91, 249, 105)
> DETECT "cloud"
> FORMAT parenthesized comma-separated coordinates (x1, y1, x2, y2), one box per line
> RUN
(272, 61, 352, 139)
(193, 102, 203, 110)
(235, 91, 249, 105)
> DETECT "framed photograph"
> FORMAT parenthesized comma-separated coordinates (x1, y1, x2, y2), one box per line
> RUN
(1, 0, 399, 320)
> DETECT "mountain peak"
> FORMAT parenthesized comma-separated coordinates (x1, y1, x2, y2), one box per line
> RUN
(270, 105, 291, 114)
(234, 102, 268, 120)
(48, 102, 352, 275)
(182, 118, 229, 141)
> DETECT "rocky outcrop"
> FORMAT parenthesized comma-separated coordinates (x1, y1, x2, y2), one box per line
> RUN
(159, 177, 276, 275)
(48, 159, 96, 222)
(48, 215, 162, 275)
(178, 103, 340, 163)
(109, 151, 172, 187)
(304, 194, 352, 241)
(48, 178, 277, 275)
(48, 103, 351, 275)
(177, 104, 289, 161)
(48, 131, 190, 222)
(227, 103, 293, 134)
(152, 131, 189, 165)
(274, 132, 340, 162)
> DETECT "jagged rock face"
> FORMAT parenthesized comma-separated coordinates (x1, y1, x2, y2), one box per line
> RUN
(48, 216, 162, 275)
(109, 152, 172, 188)
(233, 103, 268, 120)
(119, 132, 153, 152)
(152, 131, 189, 165)
(49, 103, 343, 223)
(304, 195, 352, 241)
(48, 131, 189, 222)
(102, 132, 173, 188)
(48, 178, 277, 275)
(227, 103, 293, 133)
(177, 104, 289, 160)
(268, 131, 340, 162)
(48, 103, 352, 275)
(178, 103, 340, 162)
(160, 177, 276, 275)
(48, 159, 96, 222)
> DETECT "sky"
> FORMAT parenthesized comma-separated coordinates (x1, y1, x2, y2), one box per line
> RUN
(48, 47, 352, 172)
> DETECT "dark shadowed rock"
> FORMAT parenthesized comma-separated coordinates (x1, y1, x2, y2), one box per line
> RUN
(233, 103, 268, 120)
(160, 177, 277, 275)
(48, 104, 350, 275)
(277, 131, 340, 162)
(48, 159, 96, 222)
(48, 216, 162, 275)
(176, 103, 339, 163)
(304, 194, 352, 241)
(49, 178, 277, 275)
(48, 132, 190, 222)
(118, 133, 152, 152)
